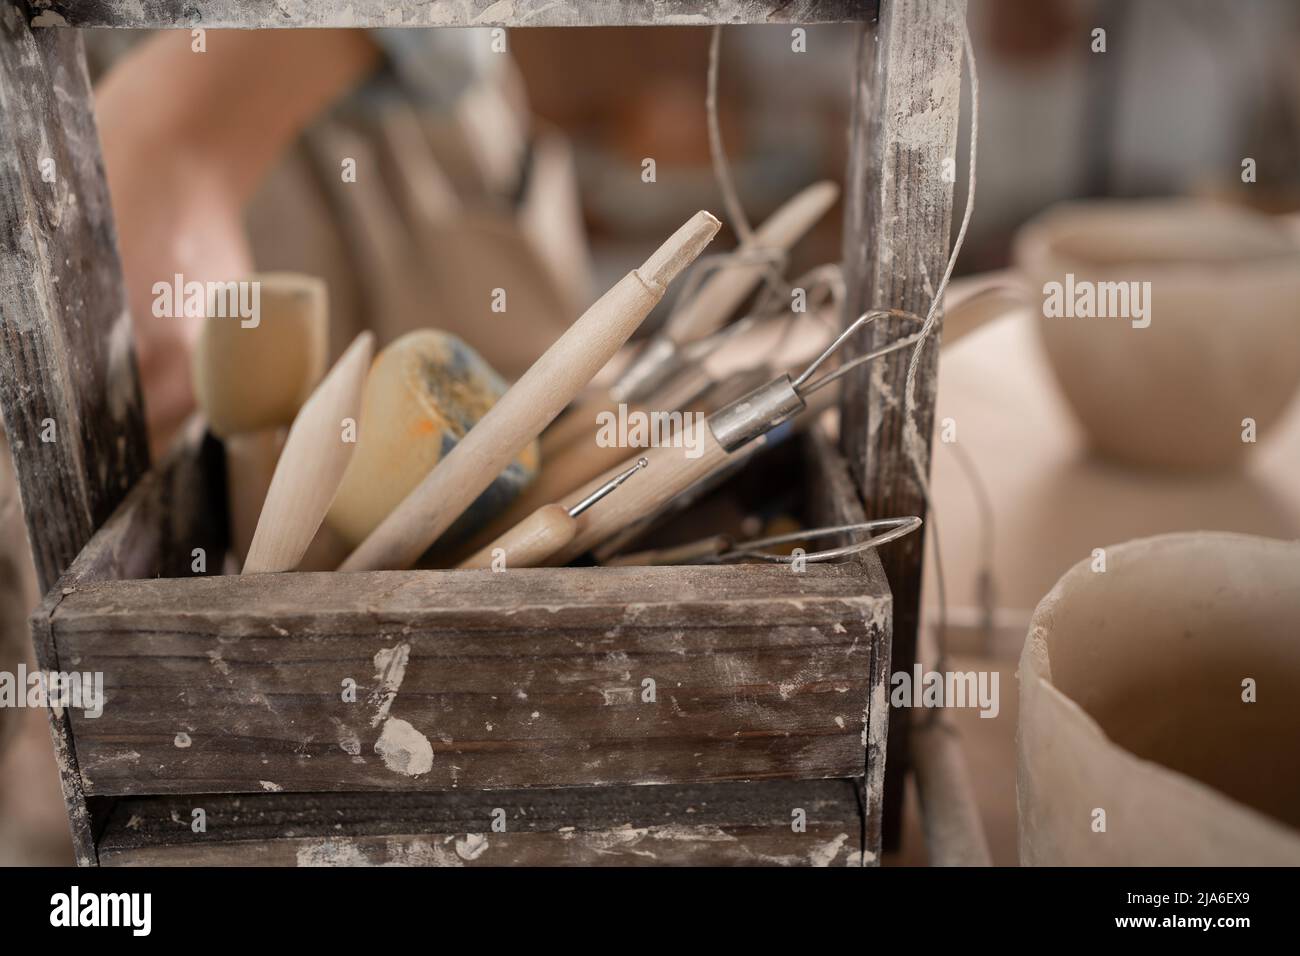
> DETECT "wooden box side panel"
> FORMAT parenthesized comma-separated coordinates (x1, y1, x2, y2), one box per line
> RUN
(55, 563, 888, 796)
(97, 780, 865, 867)
(803, 427, 892, 862)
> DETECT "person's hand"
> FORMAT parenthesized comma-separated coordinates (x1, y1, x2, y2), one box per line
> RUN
(95, 30, 379, 456)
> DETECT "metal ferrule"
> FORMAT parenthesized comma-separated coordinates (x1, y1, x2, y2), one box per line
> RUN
(706, 374, 806, 453)
(610, 336, 682, 404)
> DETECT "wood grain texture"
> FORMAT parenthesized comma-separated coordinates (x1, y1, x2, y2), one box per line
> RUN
(0, 9, 149, 594)
(27, 594, 98, 865)
(55, 560, 888, 797)
(838, 0, 966, 848)
(33, 1, 878, 29)
(26, 420, 225, 866)
(97, 780, 865, 866)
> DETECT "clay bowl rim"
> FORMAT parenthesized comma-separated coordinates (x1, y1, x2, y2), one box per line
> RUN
(1014, 198, 1300, 290)
(1021, 531, 1300, 838)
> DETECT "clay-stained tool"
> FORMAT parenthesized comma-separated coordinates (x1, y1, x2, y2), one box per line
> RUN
(539, 183, 839, 459)
(458, 458, 648, 570)
(339, 210, 722, 572)
(535, 309, 924, 567)
(612, 180, 839, 404)
(244, 331, 374, 574)
(192, 273, 329, 561)
(456, 310, 819, 564)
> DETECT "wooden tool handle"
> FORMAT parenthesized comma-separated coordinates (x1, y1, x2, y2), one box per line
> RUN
(452, 434, 628, 565)
(340, 210, 721, 572)
(542, 359, 716, 461)
(667, 181, 838, 344)
(458, 503, 574, 570)
(540, 392, 634, 460)
(244, 332, 374, 574)
(193, 272, 328, 437)
(456, 368, 715, 564)
(544, 422, 735, 567)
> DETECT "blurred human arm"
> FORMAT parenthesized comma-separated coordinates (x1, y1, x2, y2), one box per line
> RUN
(95, 29, 379, 455)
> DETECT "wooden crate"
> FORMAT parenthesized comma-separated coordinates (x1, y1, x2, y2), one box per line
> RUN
(39, 422, 891, 864)
(0, 1, 968, 865)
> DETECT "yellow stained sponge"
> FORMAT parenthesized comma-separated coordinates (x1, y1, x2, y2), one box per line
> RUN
(327, 329, 539, 550)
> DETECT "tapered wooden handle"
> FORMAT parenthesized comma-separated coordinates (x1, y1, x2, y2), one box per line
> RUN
(457, 367, 715, 564)
(244, 332, 374, 574)
(667, 181, 838, 343)
(340, 210, 721, 572)
(458, 503, 574, 569)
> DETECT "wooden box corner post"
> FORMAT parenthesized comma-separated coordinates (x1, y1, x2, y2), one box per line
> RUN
(840, 0, 968, 849)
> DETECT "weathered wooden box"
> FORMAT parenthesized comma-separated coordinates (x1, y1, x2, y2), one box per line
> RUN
(34, 425, 891, 865)
(3, 1, 969, 866)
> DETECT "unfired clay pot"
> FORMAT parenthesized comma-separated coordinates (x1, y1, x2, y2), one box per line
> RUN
(1014, 201, 1300, 470)
(1018, 532, 1300, 865)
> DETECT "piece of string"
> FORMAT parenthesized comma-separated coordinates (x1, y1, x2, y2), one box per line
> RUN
(707, 26, 789, 301)
(700, 20, 983, 690)
(707, 25, 755, 244)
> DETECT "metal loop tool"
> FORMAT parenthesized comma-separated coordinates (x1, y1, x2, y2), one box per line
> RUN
(709, 307, 925, 452)
(607, 516, 923, 566)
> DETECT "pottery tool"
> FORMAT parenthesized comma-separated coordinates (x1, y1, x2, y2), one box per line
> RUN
(587, 431, 771, 565)
(604, 517, 922, 567)
(339, 209, 722, 573)
(192, 273, 329, 561)
(506, 309, 925, 568)
(545, 274, 836, 463)
(325, 330, 538, 550)
(450, 307, 832, 566)
(611, 180, 839, 405)
(458, 458, 648, 570)
(243, 331, 374, 574)
(540, 185, 840, 459)
(537, 311, 747, 460)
